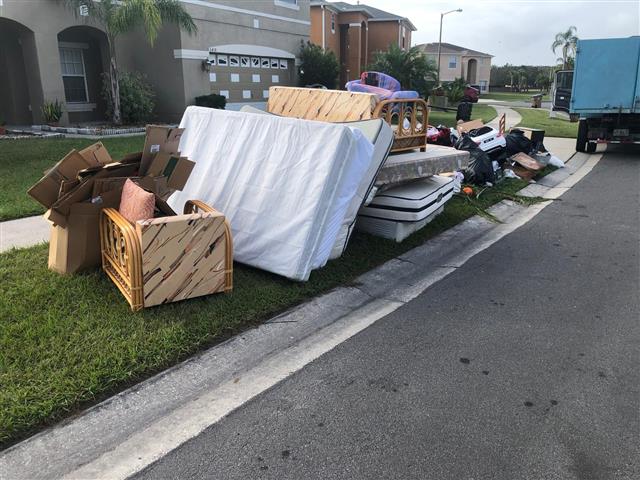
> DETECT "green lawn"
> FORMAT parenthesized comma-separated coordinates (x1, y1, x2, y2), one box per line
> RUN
(429, 104, 497, 127)
(514, 108, 578, 138)
(483, 91, 550, 102)
(0, 136, 145, 221)
(0, 178, 543, 448)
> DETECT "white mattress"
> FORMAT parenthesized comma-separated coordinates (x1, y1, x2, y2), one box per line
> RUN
(358, 175, 454, 223)
(356, 206, 445, 243)
(239, 106, 393, 259)
(328, 118, 393, 258)
(169, 106, 374, 281)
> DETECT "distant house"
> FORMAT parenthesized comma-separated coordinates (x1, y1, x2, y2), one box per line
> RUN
(0, 0, 309, 126)
(310, 1, 416, 87)
(416, 42, 492, 92)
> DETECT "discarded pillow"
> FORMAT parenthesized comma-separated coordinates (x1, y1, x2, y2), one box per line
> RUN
(119, 178, 154, 223)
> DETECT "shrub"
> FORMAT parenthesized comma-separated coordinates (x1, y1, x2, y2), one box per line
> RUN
(445, 77, 467, 103)
(298, 41, 340, 89)
(103, 72, 155, 124)
(41, 100, 63, 124)
(194, 93, 227, 109)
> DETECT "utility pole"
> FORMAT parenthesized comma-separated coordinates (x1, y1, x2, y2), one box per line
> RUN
(437, 8, 462, 85)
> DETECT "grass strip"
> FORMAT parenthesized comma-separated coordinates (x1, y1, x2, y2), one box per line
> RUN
(0, 177, 537, 448)
(514, 108, 578, 139)
(429, 104, 497, 128)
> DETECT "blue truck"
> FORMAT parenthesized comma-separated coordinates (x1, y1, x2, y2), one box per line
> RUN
(552, 36, 640, 152)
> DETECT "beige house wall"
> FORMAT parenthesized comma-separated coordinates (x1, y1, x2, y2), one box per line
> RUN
(0, 0, 309, 125)
(425, 50, 492, 92)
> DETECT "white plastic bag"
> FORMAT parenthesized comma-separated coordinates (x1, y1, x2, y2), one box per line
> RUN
(548, 155, 565, 168)
(452, 171, 465, 193)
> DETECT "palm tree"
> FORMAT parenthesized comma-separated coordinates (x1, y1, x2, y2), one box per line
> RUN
(368, 44, 438, 96)
(552, 26, 578, 70)
(64, 0, 197, 124)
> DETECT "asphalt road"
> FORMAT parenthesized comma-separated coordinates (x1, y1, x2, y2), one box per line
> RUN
(134, 149, 640, 480)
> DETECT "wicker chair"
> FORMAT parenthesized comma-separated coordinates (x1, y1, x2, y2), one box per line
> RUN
(100, 200, 232, 311)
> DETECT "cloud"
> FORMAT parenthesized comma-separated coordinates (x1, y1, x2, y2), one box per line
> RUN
(358, 0, 640, 65)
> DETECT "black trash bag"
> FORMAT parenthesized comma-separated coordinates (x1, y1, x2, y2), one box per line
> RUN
(455, 134, 495, 184)
(505, 129, 532, 156)
(456, 102, 473, 122)
(434, 125, 452, 146)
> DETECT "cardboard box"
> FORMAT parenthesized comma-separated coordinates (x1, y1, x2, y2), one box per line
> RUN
(146, 152, 195, 191)
(48, 188, 122, 274)
(47, 162, 139, 227)
(456, 119, 484, 135)
(140, 126, 184, 175)
(27, 149, 97, 208)
(92, 177, 142, 197)
(27, 143, 113, 209)
(79, 142, 112, 166)
(48, 187, 176, 275)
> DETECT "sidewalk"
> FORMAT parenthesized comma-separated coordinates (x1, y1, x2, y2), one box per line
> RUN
(486, 104, 522, 130)
(0, 215, 49, 253)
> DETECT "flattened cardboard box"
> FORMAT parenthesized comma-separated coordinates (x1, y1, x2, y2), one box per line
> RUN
(79, 142, 112, 166)
(27, 149, 101, 208)
(456, 119, 484, 135)
(140, 126, 184, 175)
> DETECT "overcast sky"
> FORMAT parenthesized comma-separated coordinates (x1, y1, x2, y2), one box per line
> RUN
(359, 0, 640, 66)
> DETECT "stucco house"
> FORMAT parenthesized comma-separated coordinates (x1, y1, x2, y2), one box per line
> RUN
(310, 1, 416, 87)
(0, 0, 309, 126)
(416, 42, 492, 92)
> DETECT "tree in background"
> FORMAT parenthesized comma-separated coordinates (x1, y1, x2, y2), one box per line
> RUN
(552, 26, 578, 70)
(490, 65, 554, 91)
(535, 73, 551, 92)
(298, 41, 340, 89)
(368, 44, 437, 97)
(64, 0, 196, 124)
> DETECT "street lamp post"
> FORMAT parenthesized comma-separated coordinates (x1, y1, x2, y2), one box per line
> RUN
(437, 8, 462, 85)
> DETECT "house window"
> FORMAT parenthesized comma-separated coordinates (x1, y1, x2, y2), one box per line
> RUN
(448, 55, 457, 69)
(331, 13, 335, 33)
(274, 0, 298, 9)
(59, 47, 88, 103)
(480, 80, 487, 92)
(402, 26, 406, 49)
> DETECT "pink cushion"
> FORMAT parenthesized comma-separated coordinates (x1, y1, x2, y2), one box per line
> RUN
(119, 179, 155, 223)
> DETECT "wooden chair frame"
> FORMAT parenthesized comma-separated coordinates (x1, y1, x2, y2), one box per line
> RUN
(100, 200, 233, 311)
(373, 98, 430, 153)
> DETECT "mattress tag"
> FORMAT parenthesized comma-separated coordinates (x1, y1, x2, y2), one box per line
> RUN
(150, 144, 160, 153)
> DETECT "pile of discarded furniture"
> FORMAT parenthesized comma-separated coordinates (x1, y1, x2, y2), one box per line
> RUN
(27, 73, 564, 310)
(28, 126, 232, 310)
